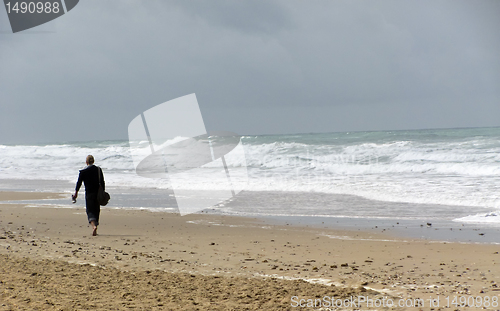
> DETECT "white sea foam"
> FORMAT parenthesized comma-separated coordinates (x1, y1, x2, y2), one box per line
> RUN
(454, 211, 500, 224)
(1, 128, 499, 222)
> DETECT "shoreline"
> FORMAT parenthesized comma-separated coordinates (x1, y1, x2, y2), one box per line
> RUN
(1, 191, 500, 309)
(257, 215, 500, 245)
(3, 187, 499, 245)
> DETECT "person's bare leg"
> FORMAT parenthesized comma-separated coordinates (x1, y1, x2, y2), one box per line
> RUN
(90, 220, 97, 236)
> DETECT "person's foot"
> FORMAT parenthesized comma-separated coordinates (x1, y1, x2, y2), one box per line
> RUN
(90, 221, 97, 236)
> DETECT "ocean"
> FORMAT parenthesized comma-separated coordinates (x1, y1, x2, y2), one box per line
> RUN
(1, 127, 500, 238)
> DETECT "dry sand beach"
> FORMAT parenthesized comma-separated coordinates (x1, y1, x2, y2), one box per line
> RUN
(1, 192, 500, 310)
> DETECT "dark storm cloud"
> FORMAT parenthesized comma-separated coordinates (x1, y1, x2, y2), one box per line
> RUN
(0, 0, 499, 144)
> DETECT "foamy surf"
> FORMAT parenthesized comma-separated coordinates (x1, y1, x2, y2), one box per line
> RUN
(1, 127, 499, 223)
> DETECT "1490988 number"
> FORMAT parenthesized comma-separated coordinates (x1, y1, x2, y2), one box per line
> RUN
(5, 2, 60, 14)
(445, 295, 499, 308)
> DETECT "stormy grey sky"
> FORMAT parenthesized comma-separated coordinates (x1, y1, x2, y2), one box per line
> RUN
(1, 0, 499, 144)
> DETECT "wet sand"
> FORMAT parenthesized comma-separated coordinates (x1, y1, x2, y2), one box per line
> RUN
(1, 192, 500, 310)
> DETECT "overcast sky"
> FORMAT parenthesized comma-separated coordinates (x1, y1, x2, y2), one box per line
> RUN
(1, 0, 499, 144)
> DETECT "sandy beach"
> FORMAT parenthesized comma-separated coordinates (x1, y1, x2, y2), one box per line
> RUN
(1, 192, 500, 310)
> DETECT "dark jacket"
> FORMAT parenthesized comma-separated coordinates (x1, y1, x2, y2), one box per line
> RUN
(76, 165, 105, 193)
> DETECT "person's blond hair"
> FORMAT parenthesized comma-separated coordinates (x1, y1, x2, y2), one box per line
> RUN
(86, 155, 95, 165)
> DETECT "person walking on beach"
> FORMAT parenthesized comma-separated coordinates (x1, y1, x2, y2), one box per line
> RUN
(73, 155, 105, 236)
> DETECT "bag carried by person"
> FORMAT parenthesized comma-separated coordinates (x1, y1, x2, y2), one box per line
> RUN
(97, 167, 110, 206)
